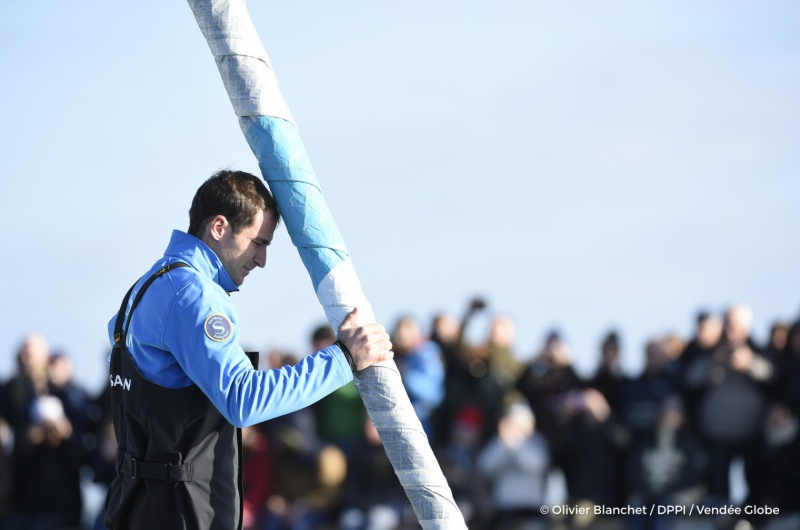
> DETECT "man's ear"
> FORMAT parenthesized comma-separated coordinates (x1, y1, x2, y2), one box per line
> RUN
(207, 215, 229, 242)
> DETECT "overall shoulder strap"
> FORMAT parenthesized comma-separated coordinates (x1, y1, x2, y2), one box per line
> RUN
(113, 262, 190, 345)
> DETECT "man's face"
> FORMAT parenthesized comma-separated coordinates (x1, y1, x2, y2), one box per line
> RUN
(723, 308, 751, 348)
(392, 318, 421, 355)
(212, 209, 278, 286)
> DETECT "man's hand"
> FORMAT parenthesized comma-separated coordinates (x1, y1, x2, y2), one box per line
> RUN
(730, 345, 754, 372)
(337, 307, 393, 371)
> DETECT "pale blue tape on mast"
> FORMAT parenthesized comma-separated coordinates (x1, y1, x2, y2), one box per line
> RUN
(244, 116, 348, 291)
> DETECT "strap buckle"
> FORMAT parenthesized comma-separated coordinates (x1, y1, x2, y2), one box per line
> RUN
(130, 457, 138, 480)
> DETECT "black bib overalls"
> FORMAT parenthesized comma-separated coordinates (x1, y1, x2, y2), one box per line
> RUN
(104, 263, 243, 530)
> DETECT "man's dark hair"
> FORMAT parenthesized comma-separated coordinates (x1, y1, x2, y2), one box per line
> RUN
(696, 310, 711, 326)
(188, 170, 280, 238)
(601, 330, 619, 351)
(311, 324, 336, 344)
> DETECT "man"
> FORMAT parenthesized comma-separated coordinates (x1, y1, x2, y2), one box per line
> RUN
(310, 325, 366, 458)
(683, 303, 773, 501)
(104, 170, 392, 530)
(391, 316, 445, 441)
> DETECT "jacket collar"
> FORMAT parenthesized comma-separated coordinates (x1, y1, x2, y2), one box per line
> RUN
(164, 230, 239, 293)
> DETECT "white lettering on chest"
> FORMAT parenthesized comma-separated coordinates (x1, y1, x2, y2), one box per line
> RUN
(109, 374, 132, 391)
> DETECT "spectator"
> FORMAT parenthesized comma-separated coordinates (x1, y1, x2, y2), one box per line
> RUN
(438, 404, 488, 527)
(552, 389, 628, 512)
(762, 321, 790, 366)
(627, 397, 709, 530)
(259, 350, 329, 529)
(90, 420, 118, 530)
(619, 339, 678, 445)
(586, 330, 625, 416)
(678, 312, 723, 431)
(340, 416, 407, 530)
(515, 330, 582, 444)
(0, 381, 12, 523)
(242, 425, 273, 530)
(453, 299, 523, 391)
(743, 401, 800, 528)
(775, 320, 800, 415)
(430, 312, 462, 378)
(263, 444, 347, 530)
(391, 315, 446, 441)
(433, 300, 506, 451)
(464, 312, 523, 390)
(761, 321, 790, 404)
(4, 334, 51, 449)
(7, 395, 84, 530)
(680, 312, 723, 372)
(476, 401, 549, 530)
(484, 315, 523, 391)
(312, 324, 366, 459)
(47, 352, 92, 451)
(659, 333, 686, 385)
(682, 304, 773, 501)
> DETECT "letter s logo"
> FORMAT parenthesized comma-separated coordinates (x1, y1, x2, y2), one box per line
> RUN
(204, 314, 233, 342)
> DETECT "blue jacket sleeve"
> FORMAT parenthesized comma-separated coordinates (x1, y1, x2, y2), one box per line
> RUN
(163, 280, 353, 427)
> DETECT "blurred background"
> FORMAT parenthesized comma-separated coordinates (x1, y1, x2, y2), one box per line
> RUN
(1, 1, 799, 529)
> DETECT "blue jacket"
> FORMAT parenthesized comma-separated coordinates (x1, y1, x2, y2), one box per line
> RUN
(396, 340, 445, 421)
(108, 230, 352, 428)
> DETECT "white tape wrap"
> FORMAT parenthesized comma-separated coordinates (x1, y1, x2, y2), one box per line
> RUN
(190, 0, 294, 122)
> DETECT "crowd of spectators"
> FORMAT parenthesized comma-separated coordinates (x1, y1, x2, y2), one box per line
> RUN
(1, 299, 799, 530)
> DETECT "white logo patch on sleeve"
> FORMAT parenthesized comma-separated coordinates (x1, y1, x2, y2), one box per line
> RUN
(204, 314, 232, 342)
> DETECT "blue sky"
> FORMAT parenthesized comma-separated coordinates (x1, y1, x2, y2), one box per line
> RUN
(2, 1, 799, 393)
